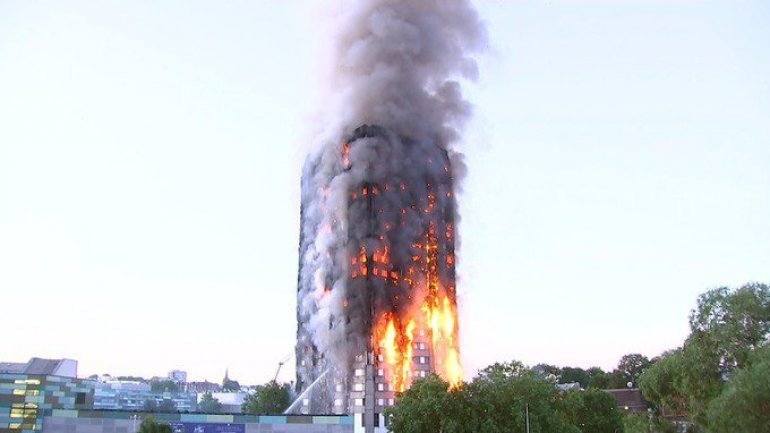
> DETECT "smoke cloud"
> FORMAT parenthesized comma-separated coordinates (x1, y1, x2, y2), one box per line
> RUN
(295, 0, 485, 411)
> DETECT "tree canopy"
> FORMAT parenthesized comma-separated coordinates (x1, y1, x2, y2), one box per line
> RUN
(241, 381, 291, 415)
(639, 282, 770, 431)
(150, 379, 179, 393)
(198, 392, 222, 413)
(386, 361, 624, 433)
(138, 416, 171, 433)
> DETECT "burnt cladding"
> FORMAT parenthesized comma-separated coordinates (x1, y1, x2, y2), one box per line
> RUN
(295, 125, 460, 414)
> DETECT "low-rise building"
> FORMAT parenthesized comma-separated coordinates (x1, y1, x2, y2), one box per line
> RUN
(0, 357, 93, 432)
(200, 392, 248, 414)
(92, 379, 197, 412)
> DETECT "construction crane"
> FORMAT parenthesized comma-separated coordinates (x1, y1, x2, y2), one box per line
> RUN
(274, 353, 293, 382)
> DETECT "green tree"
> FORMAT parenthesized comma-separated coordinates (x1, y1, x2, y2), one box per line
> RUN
(386, 374, 468, 433)
(138, 416, 171, 433)
(562, 388, 623, 433)
(706, 345, 770, 433)
(622, 413, 649, 433)
(532, 363, 561, 381)
(617, 353, 652, 387)
(158, 398, 176, 413)
(639, 349, 688, 416)
(559, 367, 590, 388)
(640, 282, 770, 430)
(689, 283, 770, 373)
(150, 380, 179, 393)
(222, 378, 240, 392)
(241, 381, 291, 415)
(586, 367, 609, 389)
(388, 362, 584, 433)
(118, 376, 147, 383)
(606, 370, 629, 389)
(143, 399, 158, 412)
(198, 391, 222, 413)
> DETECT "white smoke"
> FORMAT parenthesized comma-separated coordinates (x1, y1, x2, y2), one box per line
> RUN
(295, 0, 485, 412)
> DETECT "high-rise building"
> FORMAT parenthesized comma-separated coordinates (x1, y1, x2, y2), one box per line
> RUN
(295, 125, 461, 430)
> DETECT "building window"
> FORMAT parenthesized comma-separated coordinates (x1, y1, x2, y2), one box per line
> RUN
(374, 413, 380, 427)
(377, 369, 384, 376)
(334, 399, 343, 406)
(76, 392, 86, 405)
(354, 398, 363, 406)
(377, 383, 384, 391)
(419, 356, 426, 364)
(388, 398, 395, 406)
(335, 384, 343, 392)
(377, 399, 384, 406)
(353, 383, 364, 391)
(302, 399, 309, 406)
(355, 369, 364, 376)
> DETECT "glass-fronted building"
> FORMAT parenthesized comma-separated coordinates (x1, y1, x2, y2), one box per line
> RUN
(0, 358, 93, 432)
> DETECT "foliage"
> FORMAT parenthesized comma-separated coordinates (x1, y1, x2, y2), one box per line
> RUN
(143, 399, 158, 412)
(118, 375, 147, 382)
(617, 353, 652, 387)
(241, 381, 291, 415)
(562, 388, 623, 433)
(560, 367, 591, 389)
(477, 360, 532, 381)
(639, 349, 687, 415)
(639, 282, 770, 430)
(467, 366, 577, 433)
(532, 363, 561, 382)
(689, 283, 770, 373)
(150, 379, 179, 393)
(387, 361, 632, 433)
(606, 370, 629, 389)
(706, 345, 770, 433)
(198, 391, 222, 413)
(623, 413, 649, 433)
(586, 367, 610, 389)
(385, 374, 468, 433)
(158, 399, 176, 413)
(222, 378, 241, 392)
(138, 416, 171, 433)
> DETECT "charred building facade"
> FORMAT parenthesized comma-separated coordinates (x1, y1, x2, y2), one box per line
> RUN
(295, 125, 461, 429)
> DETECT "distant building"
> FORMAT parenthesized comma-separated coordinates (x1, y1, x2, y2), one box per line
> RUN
(556, 382, 581, 392)
(168, 370, 188, 383)
(0, 357, 78, 378)
(187, 381, 221, 393)
(0, 357, 93, 432)
(43, 410, 353, 432)
(199, 392, 247, 414)
(92, 378, 197, 412)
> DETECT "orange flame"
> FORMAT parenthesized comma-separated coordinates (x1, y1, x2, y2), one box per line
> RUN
(356, 177, 463, 394)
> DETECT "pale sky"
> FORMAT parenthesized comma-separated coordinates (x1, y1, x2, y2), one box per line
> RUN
(1, 1, 768, 385)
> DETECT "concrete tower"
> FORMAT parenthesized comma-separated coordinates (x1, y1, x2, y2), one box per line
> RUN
(295, 125, 461, 432)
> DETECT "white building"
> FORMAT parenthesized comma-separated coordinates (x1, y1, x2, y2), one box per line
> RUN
(168, 370, 188, 383)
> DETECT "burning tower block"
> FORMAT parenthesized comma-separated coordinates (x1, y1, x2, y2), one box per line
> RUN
(296, 125, 461, 426)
